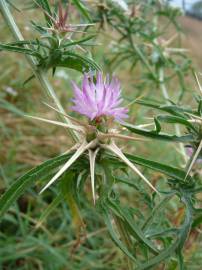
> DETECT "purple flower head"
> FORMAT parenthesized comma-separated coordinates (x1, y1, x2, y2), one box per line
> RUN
(71, 72, 128, 123)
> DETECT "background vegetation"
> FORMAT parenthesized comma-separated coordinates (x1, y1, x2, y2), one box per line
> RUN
(0, 1, 202, 269)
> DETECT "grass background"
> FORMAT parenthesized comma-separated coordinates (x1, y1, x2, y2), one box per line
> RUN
(0, 2, 202, 269)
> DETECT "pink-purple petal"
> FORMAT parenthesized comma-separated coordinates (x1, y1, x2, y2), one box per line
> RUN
(71, 72, 128, 122)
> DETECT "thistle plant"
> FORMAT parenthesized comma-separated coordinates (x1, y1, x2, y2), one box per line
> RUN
(28, 72, 157, 202)
(0, 1, 202, 270)
(91, 0, 195, 165)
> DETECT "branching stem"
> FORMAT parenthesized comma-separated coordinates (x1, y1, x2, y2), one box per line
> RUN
(0, 0, 79, 142)
(158, 67, 188, 165)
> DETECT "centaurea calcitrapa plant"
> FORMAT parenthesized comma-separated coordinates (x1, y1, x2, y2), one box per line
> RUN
(28, 72, 157, 201)
(1, 1, 202, 270)
(90, 0, 196, 173)
(92, 0, 194, 108)
(0, 0, 99, 75)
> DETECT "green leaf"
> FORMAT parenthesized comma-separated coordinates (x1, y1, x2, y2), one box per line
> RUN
(0, 43, 40, 58)
(154, 117, 161, 133)
(36, 0, 52, 26)
(156, 115, 196, 132)
(137, 194, 193, 269)
(108, 200, 159, 255)
(7, 40, 50, 49)
(137, 239, 180, 270)
(101, 207, 137, 262)
(142, 196, 173, 231)
(23, 74, 35, 86)
(0, 153, 73, 218)
(60, 35, 96, 48)
(126, 153, 193, 182)
(123, 122, 194, 143)
(71, 0, 92, 22)
(59, 52, 100, 72)
(105, 153, 193, 182)
(192, 214, 202, 228)
(136, 99, 192, 117)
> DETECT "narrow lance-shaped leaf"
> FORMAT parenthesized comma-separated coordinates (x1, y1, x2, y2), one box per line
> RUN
(156, 115, 197, 132)
(0, 43, 41, 57)
(71, 0, 92, 22)
(60, 51, 100, 71)
(105, 153, 193, 182)
(108, 199, 159, 255)
(123, 122, 194, 143)
(0, 153, 73, 218)
(136, 99, 193, 117)
(101, 207, 137, 262)
(35, 0, 52, 26)
(4, 40, 50, 49)
(60, 35, 96, 48)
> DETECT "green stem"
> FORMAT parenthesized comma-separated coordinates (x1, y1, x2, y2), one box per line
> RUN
(158, 67, 188, 165)
(0, 0, 78, 142)
(128, 33, 157, 81)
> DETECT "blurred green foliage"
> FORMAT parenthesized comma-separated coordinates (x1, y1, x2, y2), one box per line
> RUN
(0, 1, 202, 269)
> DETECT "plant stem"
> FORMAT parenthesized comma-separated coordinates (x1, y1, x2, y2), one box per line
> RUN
(158, 67, 188, 165)
(0, 0, 79, 142)
(128, 33, 157, 81)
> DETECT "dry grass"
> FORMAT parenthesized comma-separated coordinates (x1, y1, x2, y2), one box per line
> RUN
(1, 6, 202, 268)
(180, 16, 202, 69)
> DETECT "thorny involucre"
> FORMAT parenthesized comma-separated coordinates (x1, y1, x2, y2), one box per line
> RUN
(42, 1, 94, 35)
(28, 72, 157, 202)
(71, 72, 129, 123)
